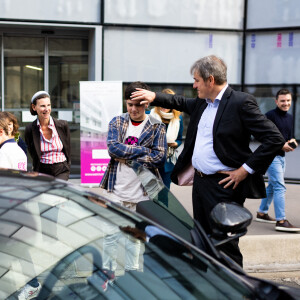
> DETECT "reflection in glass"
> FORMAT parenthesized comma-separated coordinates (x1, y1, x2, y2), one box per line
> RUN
(4, 36, 44, 109)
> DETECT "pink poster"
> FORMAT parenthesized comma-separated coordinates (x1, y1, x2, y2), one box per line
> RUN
(80, 81, 123, 185)
(80, 134, 110, 184)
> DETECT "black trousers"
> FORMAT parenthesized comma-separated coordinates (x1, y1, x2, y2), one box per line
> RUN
(192, 172, 245, 267)
(38, 161, 70, 181)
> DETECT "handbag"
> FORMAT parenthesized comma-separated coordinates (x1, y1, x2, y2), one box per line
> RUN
(177, 161, 194, 186)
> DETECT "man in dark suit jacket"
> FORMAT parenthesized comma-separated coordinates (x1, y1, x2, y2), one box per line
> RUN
(131, 55, 285, 267)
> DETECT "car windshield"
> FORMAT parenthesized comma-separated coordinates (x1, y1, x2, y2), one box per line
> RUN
(0, 171, 253, 299)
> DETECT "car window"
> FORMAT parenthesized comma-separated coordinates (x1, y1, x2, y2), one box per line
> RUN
(25, 227, 252, 300)
(126, 160, 194, 229)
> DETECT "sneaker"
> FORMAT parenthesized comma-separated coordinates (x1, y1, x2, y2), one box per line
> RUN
(255, 213, 276, 224)
(275, 220, 300, 232)
(18, 283, 41, 300)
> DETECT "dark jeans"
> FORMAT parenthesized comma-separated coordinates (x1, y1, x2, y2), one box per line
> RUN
(192, 172, 245, 267)
(39, 161, 70, 181)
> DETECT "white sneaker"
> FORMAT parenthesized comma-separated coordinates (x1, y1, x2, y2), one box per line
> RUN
(18, 283, 41, 300)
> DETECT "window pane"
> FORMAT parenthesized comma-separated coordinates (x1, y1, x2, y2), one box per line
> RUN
(0, 0, 101, 23)
(49, 38, 89, 109)
(105, 0, 244, 30)
(104, 28, 242, 84)
(247, 0, 300, 29)
(48, 38, 88, 175)
(245, 31, 300, 84)
(4, 36, 44, 109)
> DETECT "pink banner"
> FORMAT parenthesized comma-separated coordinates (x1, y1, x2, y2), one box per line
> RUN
(80, 81, 123, 185)
(80, 136, 110, 184)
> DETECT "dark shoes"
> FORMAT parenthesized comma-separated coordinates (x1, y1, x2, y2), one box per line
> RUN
(275, 220, 300, 232)
(256, 213, 300, 232)
(256, 213, 276, 224)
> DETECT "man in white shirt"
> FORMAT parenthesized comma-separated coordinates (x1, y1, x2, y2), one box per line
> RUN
(130, 55, 285, 267)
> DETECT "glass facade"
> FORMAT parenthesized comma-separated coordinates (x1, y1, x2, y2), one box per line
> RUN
(0, 0, 101, 23)
(1, 34, 89, 174)
(105, 0, 244, 29)
(49, 38, 89, 173)
(0, 0, 299, 176)
(49, 38, 89, 108)
(104, 28, 242, 84)
(4, 36, 44, 109)
(245, 31, 300, 84)
(247, 0, 300, 29)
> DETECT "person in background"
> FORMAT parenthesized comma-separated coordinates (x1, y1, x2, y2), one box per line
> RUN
(0, 112, 27, 171)
(25, 91, 71, 180)
(130, 55, 285, 267)
(256, 88, 300, 232)
(2, 111, 27, 154)
(150, 88, 183, 189)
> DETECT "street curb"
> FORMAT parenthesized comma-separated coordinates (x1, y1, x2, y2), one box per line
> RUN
(240, 234, 300, 272)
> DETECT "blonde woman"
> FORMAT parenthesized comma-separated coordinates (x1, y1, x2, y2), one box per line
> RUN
(150, 88, 183, 189)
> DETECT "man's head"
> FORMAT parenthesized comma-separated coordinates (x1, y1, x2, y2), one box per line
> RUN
(275, 88, 292, 112)
(125, 81, 150, 121)
(190, 55, 227, 99)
